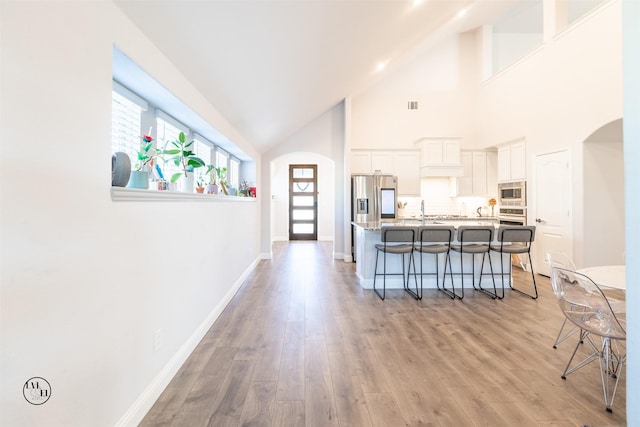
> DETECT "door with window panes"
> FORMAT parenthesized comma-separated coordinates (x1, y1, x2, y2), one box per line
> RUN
(289, 165, 317, 241)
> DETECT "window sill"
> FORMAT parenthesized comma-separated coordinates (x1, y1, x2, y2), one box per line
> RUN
(111, 187, 257, 202)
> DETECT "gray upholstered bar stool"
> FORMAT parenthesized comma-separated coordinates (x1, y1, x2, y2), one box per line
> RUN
(490, 225, 537, 299)
(412, 225, 456, 299)
(373, 226, 417, 300)
(450, 226, 497, 299)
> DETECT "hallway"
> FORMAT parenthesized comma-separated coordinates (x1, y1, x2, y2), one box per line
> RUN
(141, 241, 626, 426)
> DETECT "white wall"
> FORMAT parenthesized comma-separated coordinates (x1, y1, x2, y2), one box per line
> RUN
(623, 0, 640, 423)
(0, 2, 260, 426)
(351, 33, 478, 150)
(475, 0, 622, 266)
(261, 103, 346, 259)
(271, 153, 335, 241)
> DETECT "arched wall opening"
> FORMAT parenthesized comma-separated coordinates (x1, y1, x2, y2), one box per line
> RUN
(582, 118, 624, 266)
(270, 152, 336, 243)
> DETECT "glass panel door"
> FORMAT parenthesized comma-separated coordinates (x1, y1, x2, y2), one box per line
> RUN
(289, 164, 317, 241)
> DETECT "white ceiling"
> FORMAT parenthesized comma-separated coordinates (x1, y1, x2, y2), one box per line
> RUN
(114, 0, 518, 154)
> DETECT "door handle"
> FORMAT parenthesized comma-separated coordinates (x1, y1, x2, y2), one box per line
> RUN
(535, 218, 544, 223)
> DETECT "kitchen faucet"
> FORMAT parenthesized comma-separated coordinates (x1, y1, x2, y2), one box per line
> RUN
(421, 200, 425, 225)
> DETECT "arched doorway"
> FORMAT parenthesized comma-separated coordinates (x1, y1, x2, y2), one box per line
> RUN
(583, 118, 624, 266)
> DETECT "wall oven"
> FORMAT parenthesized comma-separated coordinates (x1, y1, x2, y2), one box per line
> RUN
(498, 207, 527, 226)
(498, 181, 526, 206)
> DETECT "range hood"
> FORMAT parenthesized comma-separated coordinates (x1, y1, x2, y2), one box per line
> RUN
(420, 165, 463, 177)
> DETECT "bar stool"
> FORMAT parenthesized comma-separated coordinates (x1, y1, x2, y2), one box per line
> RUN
(450, 226, 497, 299)
(412, 225, 456, 299)
(373, 226, 417, 300)
(490, 225, 537, 299)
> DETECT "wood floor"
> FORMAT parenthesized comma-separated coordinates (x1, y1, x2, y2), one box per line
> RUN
(140, 241, 626, 427)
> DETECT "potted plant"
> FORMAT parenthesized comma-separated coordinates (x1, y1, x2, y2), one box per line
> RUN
(163, 132, 205, 193)
(128, 134, 155, 189)
(195, 180, 205, 194)
(216, 166, 228, 195)
(200, 165, 217, 194)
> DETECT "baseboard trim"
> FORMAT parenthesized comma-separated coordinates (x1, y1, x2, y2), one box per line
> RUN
(114, 256, 260, 427)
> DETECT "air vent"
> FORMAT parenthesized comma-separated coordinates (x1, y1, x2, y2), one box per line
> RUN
(408, 101, 418, 110)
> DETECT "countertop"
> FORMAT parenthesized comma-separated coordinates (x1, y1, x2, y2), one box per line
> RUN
(352, 217, 498, 231)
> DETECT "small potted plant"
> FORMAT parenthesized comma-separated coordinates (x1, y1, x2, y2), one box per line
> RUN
(163, 132, 205, 193)
(195, 179, 205, 194)
(128, 134, 155, 189)
(203, 165, 218, 194)
(216, 166, 228, 195)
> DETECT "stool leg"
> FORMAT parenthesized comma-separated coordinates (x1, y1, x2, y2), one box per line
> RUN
(439, 253, 457, 300)
(509, 251, 539, 299)
(477, 252, 498, 299)
(373, 250, 385, 300)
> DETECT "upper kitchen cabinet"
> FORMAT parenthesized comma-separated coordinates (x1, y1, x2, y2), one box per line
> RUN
(350, 149, 420, 196)
(455, 151, 498, 196)
(351, 150, 394, 174)
(416, 138, 463, 177)
(497, 140, 526, 182)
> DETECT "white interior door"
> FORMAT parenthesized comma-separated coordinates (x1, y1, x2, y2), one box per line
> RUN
(535, 150, 572, 276)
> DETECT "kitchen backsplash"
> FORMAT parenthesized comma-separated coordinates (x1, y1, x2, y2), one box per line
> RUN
(398, 178, 494, 218)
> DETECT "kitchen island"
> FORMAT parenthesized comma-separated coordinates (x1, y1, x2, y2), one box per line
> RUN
(352, 217, 510, 291)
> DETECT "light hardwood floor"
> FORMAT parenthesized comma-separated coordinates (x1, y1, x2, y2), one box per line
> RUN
(141, 241, 626, 427)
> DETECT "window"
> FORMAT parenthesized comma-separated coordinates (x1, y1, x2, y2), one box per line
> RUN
(156, 114, 188, 182)
(216, 149, 229, 182)
(491, 0, 543, 75)
(193, 136, 213, 184)
(229, 158, 240, 189)
(111, 91, 142, 166)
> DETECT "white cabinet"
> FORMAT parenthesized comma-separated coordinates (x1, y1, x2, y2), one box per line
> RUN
(351, 150, 394, 174)
(416, 138, 463, 177)
(351, 151, 372, 174)
(370, 151, 394, 174)
(497, 140, 526, 182)
(455, 151, 498, 196)
(350, 149, 420, 196)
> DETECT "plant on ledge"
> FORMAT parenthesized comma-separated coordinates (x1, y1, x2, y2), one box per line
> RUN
(136, 134, 156, 172)
(163, 132, 205, 183)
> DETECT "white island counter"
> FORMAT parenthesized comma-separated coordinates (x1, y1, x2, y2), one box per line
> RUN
(352, 218, 511, 291)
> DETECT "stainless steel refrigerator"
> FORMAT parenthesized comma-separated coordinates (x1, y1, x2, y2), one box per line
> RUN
(351, 174, 398, 260)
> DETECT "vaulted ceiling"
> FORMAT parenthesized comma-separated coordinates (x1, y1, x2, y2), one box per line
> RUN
(114, 0, 518, 154)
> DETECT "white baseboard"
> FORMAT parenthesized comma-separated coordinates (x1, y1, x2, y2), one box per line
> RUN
(114, 256, 260, 427)
(260, 252, 272, 259)
(343, 254, 353, 262)
(333, 251, 344, 260)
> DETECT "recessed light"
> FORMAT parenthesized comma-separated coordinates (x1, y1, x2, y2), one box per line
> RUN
(376, 62, 386, 72)
(456, 8, 468, 19)
(412, 0, 423, 7)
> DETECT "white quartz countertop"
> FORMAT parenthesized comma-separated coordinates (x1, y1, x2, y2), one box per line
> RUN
(352, 217, 498, 231)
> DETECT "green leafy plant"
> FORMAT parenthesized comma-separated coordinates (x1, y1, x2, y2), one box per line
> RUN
(162, 132, 206, 183)
(203, 164, 217, 185)
(215, 166, 228, 195)
(136, 134, 156, 171)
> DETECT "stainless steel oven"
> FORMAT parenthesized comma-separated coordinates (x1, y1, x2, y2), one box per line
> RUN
(498, 207, 527, 226)
(498, 181, 526, 206)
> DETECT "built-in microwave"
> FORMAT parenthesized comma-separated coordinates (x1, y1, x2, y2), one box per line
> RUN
(499, 181, 526, 206)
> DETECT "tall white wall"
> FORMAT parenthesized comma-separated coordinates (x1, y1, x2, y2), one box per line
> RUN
(623, 0, 640, 423)
(261, 103, 346, 259)
(351, 32, 479, 150)
(475, 0, 622, 265)
(0, 2, 260, 426)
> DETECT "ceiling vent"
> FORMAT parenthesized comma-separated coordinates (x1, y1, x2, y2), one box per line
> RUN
(408, 101, 418, 110)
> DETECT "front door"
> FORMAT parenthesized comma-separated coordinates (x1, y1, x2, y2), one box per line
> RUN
(289, 164, 318, 241)
(535, 149, 572, 275)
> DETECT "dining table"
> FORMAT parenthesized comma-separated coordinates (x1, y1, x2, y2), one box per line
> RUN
(576, 265, 626, 291)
